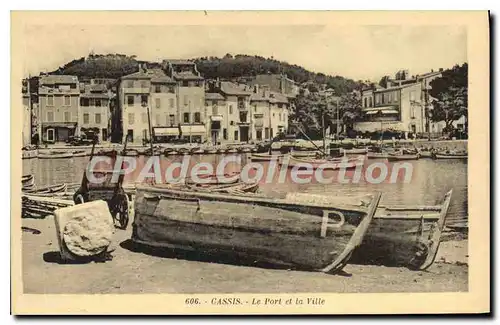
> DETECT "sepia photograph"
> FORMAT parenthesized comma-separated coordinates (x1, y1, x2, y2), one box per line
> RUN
(10, 11, 489, 315)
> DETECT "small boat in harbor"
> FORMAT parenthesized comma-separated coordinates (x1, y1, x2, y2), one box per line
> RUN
(72, 150, 88, 157)
(290, 150, 320, 158)
(226, 148, 238, 154)
(96, 149, 118, 157)
(38, 151, 74, 159)
(340, 147, 368, 155)
(249, 152, 283, 162)
(132, 185, 382, 273)
(433, 151, 468, 159)
(190, 147, 205, 155)
(123, 149, 140, 157)
(387, 153, 420, 161)
(284, 155, 364, 170)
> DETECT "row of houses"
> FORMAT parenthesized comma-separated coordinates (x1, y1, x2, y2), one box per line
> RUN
(22, 61, 294, 145)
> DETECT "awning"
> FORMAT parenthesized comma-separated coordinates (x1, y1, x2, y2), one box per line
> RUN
(210, 115, 223, 122)
(153, 127, 179, 136)
(181, 125, 206, 135)
(365, 109, 399, 115)
(42, 122, 77, 129)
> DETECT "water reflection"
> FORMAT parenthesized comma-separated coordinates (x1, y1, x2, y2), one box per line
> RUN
(22, 154, 468, 218)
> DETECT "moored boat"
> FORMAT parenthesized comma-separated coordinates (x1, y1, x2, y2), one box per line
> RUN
(283, 155, 364, 170)
(38, 151, 74, 159)
(387, 152, 420, 161)
(72, 150, 88, 157)
(434, 152, 468, 159)
(249, 152, 283, 162)
(340, 147, 368, 155)
(22, 150, 38, 159)
(22, 174, 34, 187)
(132, 185, 382, 273)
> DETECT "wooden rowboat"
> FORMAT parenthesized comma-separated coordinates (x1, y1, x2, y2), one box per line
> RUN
(341, 148, 368, 155)
(132, 185, 382, 273)
(351, 190, 453, 270)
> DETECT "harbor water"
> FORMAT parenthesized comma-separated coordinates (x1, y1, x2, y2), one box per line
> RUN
(22, 153, 468, 219)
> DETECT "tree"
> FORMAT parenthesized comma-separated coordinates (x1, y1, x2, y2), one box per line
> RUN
(429, 63, 468, 132)
(338, 92, 362, 131)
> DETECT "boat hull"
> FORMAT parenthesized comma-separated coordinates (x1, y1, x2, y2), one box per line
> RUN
(434, 154, 467, 159)
(387, 154, 419, 161)
(132, 186, 381, 272)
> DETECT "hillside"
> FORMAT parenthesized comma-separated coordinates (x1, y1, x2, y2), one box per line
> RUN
(46, 53, 359, 94)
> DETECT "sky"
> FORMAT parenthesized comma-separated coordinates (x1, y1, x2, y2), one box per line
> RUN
(20, 24, 467, 82)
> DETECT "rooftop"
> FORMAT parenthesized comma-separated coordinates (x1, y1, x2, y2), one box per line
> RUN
(39, 75, 79, 85)
(205, 93, 225, 101)
(220, 81, 252, 96)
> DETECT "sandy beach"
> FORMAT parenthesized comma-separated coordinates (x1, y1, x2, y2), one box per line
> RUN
(21, 216, 468, 294)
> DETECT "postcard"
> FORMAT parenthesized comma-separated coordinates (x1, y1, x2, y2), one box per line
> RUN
(11, 10, 489, 315)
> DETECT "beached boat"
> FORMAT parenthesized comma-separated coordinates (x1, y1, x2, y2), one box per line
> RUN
(190, 148, 205, 155)
(226, 148, 238, 154)
(163, 149, 179, 156)
(132, 185, 382, 273)
(290, 150, 320, 158)
(38, 151, 74, 159)
(96, 149, 117, 157)
(123, 149, 140, 157)
(249, 152, 283, 162)
(366, 152, 391, 159)
(284, 155, 364, 170)
(23, 183, 67, 194)
(351, 190, 453, 270)
(419, 151, 433, 158)
(241, 147, 252, 153)
(281, 190, 453, 270)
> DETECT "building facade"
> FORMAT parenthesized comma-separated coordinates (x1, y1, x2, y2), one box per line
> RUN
(38, 75, 80, 143)
(79, 82, 113, 142)
(355, 70, 443, 135)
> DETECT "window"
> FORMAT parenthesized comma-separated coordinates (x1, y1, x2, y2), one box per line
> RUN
(47, 95, 54, 106)
(270, 128, 274, 138)
(256, 130, 262, 140)
(410, 91, 416, 102)
(182, 81, 189, 87)
(64, 111, 70, 122)
(154, 84, 161, 93)
(140, 80, 148, 88)
(141, 113, 147, 123)
(167, 85, 175, 94)
(279, 113, 282, 121)
(234, 130, 238, 141)
(278, 103, 283, 109)
(64, 96, 70, 106)
(273, 113, 275, 118)
(363, 98, 367, 108)
(128, 113, 135, 125)
(155, 98, 161, 109)
(213, 104, 218, 115)
(127, 96, 134, 106)
(381, 94, 385, 104)
(169, 98, 175, 108)
(265, 128, 269, 139)
(183, 113, 190, 123)
(46, 129, 55, 142)
(141, 95, 148, 105)
(223, 128, 228, 140)
(410, 106, 415, 118)
(229, 105, 233, 114)
(95, 113, 101, 124)
(169, 114, 175, 126)
(81, 98, 89, 106)
(83, 113, 89, 124)
(194, 112, 201, 123)
(126, 80, 134, 88)
(254, 105, 257, 113)
(102, 129, 108, 140)
(95, 99, 101, 107)
(155, 114, 160, 126)
(369, 97, 373, 107)
(375, 95, 380, 105)
(184, 95, 188, 106)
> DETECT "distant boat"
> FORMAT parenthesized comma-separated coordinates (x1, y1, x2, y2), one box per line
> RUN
(72, 150, 88, 157)
(249, 152, 283, 162)
(38, 151, 74, 159)
(341, 147, 368, 155)
(434, 152, 468, 159)
(132, 184, 382, 273)
(123, 149, 140, 157)
(22, 174, 34, 186)
(387, 153, 420, 161)
(284, 155, 363, 170)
